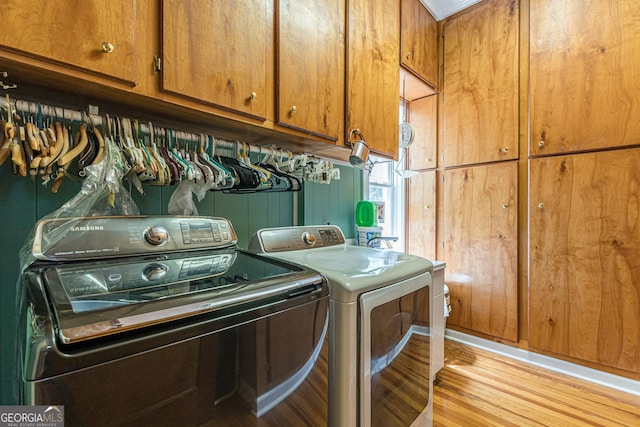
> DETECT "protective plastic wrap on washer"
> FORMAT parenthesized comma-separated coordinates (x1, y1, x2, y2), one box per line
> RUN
(14, 137, 139, 403)
(18, 137, 139, 271)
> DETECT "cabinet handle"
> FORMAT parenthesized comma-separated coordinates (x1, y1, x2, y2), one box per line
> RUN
(248, 92, 257, 101)
(101, 42, 114, 53)
(289, 106, 297, 115)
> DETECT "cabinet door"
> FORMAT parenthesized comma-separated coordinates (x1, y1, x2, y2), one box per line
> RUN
(400, 0, 438, 88)
(443, 0, 518, 167)
(443, 161, 518, 341)
(162, 0, 270, 120)
(530, 0, 640, 156)
(408, 95, 437, 171)
(346, 0, 400, 157)
(529, 150, 640, 372)
(278, 0, 345, 142)
(407, 170, 436, 260)
(0, 0, 136, 85)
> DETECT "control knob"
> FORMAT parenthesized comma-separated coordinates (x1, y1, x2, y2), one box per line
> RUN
(144, 226, 169, 246)
(302, 231, 316, 246)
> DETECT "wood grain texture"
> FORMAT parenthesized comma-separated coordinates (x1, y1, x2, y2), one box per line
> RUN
(443, 0, 519, 167)
(407, 170, 437, 261)
(0, 0, 136, 84)
(401, 0, 439, 88)
(278, 0, 345, 142)
(529, 149, 640, 373)
(162, 0, 270, 120)
(530, 0, 640, 155)
(443, 162, 518, 341)
(432, 339, 640, 426)
(408, 95, 438, 171)
(346, 0, 400, 158)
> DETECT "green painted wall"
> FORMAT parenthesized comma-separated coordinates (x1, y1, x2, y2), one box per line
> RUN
(0, 163, 361, 404)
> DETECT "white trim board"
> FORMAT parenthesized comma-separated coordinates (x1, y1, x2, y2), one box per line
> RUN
(445, 330, 640, 397)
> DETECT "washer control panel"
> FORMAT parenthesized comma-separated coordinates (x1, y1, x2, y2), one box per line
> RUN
(33, 216, 238, 261)
(249, 225, 346, 253)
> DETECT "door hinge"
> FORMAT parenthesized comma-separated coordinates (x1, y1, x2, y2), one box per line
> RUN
(153, 55, 162, 73)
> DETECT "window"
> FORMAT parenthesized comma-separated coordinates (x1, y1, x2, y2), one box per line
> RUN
(364, 155, 406, 251)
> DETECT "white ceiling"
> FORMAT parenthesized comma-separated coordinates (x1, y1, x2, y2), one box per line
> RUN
(420, 0, 483, 20)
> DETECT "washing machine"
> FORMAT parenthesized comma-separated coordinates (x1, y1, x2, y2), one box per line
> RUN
(249, 225, 434, 426)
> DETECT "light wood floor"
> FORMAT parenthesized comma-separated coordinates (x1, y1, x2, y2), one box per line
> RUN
(433, 339, 640, 426)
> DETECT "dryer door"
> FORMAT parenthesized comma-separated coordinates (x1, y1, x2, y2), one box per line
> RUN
(359, 272, 433, 427)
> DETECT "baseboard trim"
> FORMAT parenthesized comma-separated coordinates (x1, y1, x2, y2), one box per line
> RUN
(445, 329, 640, 397)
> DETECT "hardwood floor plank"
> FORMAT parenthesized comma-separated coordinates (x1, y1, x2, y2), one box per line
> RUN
(433, 339, 640, 426)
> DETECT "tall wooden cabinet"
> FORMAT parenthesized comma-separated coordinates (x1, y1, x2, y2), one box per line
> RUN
(0, 0, 136, 85)
(530, 0, 640, 156)
(443, 162, 518, 342)
(438, 0, 520, 342)
(346, 0, 400, 157)
(161, 0, 271, 120)
(277, 0, 345, 142)
(442, 0, 519, 167)
(529, 149, 640, 373)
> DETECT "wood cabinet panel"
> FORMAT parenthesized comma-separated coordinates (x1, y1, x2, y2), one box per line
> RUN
(278, 0, 345, 142)
(408, 95, 437, 171)
(407, 170, 436, 261)
(162, 0, 270, 120)
(443, 0, 518, 167)
(346, 0, 400, 158)
(0, 0, 136, 85)
(443, 161, 518, 341)
(529, 150, 640, 372)
(401, 0, 438, 88)
(530, 0, 640, 155)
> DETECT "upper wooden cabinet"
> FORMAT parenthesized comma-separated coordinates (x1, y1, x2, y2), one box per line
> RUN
(277, 0, 345, 142)
(529, 149, 640, 373)
(161, 0, 270, 120)
(530, 0, 640, 156)
(346, 0, 400, 157)
(0, 0, 136, 85)
(443, 161, 518, 342)
(442, 0, 518, 167)
(400, 0, 439, 89)
(408, 95, 437, 171)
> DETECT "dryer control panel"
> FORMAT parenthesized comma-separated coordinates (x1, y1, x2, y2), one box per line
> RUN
(249, 225, 346, 253)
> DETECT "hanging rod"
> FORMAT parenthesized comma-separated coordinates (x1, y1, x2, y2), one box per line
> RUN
(9, 98, 298, 161)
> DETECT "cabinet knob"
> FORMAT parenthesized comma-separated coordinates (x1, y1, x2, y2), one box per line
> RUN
(248, 92, 257, 101)
(406, 51, 413, 60)
(101, 42, 114, 53)
(503, 204, 509, 209)
(501, 147, 509, 153)
(538, 141, 545, 148)
(289, 105, 297, 115)
(424, 204, 431, 209)
(538, 203, 544, 209)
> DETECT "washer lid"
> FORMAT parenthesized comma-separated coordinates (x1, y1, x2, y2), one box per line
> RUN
(264, 245, 433, 302)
